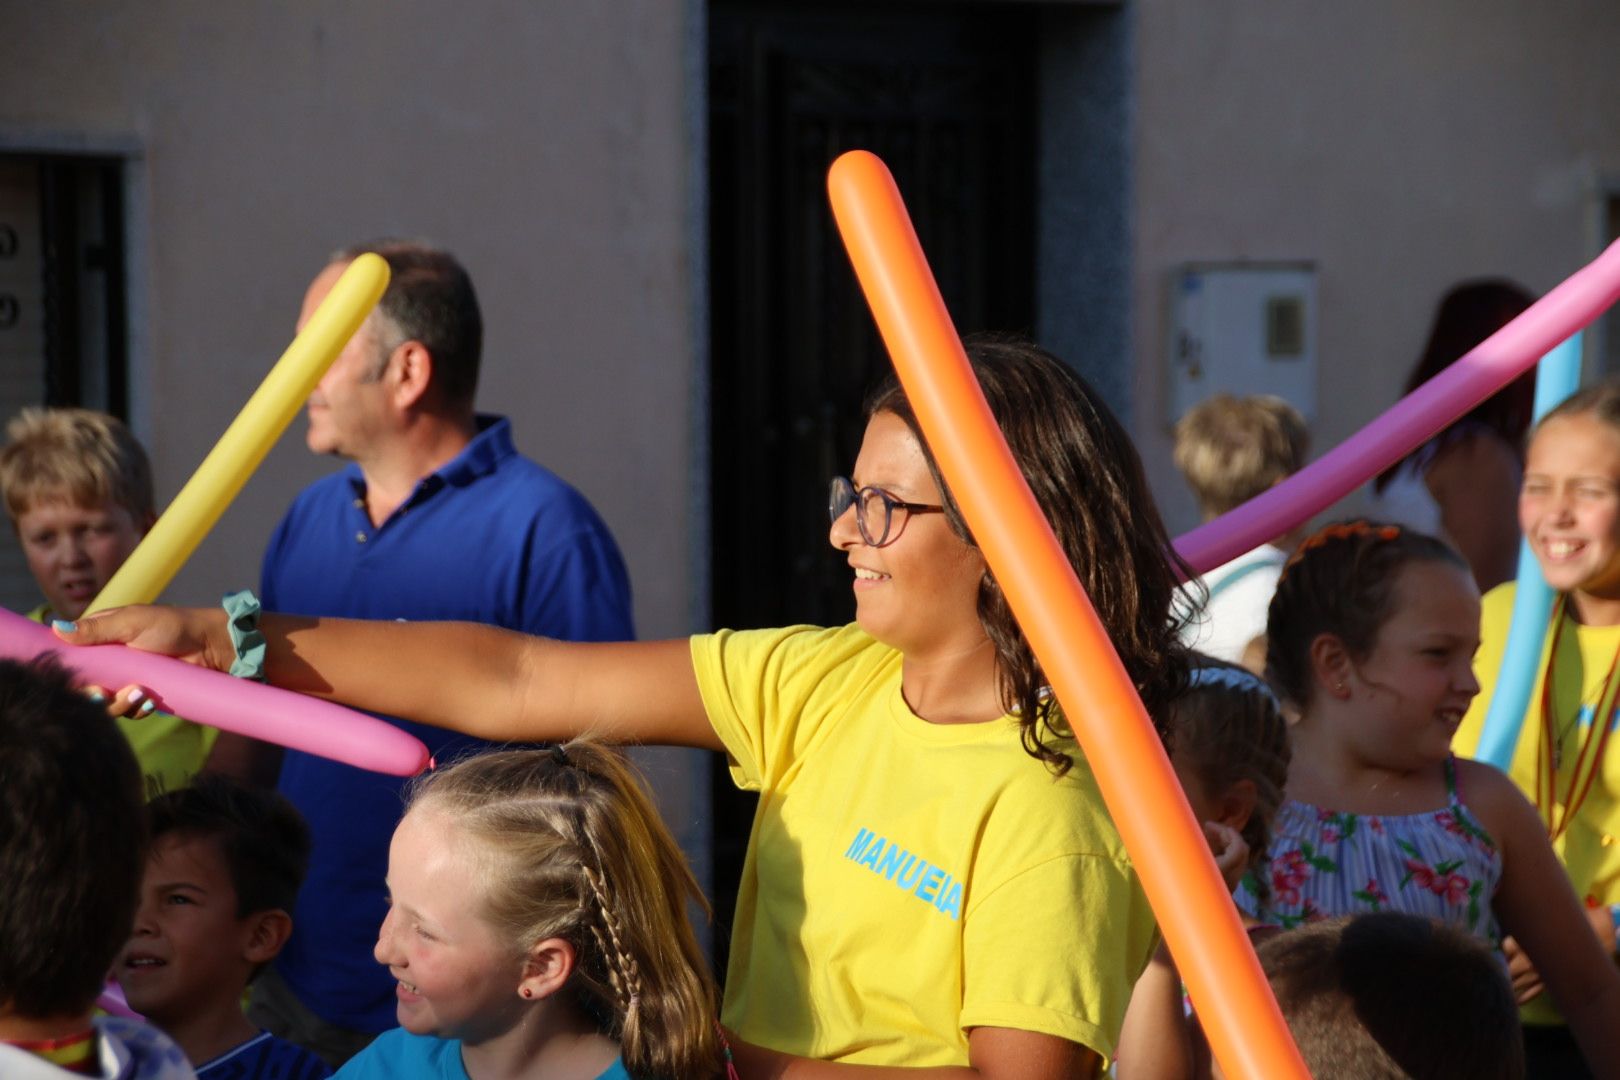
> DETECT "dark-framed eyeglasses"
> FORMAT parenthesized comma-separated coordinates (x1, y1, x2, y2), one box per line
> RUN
(829, 475, 945, 548)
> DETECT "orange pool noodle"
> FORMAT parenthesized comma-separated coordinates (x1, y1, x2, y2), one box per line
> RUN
(827, 150, 1307, 1080)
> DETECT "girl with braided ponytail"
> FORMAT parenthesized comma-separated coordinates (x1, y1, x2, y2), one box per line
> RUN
(336, 743, 727, 1080)
(1118, 656, 1289, 1079)
(1238, 520, 1620, 1074)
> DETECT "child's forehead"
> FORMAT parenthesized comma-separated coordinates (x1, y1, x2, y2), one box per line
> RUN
(395, 806, 500, 881)
(13, 492, 121, 520)
(400, 804, 484, 857)
(1532, 412, 1620, 463)
(149, 829, 233, 880)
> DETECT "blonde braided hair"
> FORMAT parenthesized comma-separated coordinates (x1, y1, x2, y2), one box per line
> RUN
(406, 743, 721, 1079)
(581, 859, 643, 1015)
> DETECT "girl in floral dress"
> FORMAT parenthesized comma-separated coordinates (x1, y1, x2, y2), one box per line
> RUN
(1235, 520, 1620, 1074)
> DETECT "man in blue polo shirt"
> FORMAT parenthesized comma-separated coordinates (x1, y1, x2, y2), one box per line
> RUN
(249, 240, 634, 1067)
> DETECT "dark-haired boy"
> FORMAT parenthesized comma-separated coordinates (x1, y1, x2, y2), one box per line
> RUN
(0, 656, 194, 1078)
(116, 776, 329, 1079)
(1233, 912, 1523, 1079)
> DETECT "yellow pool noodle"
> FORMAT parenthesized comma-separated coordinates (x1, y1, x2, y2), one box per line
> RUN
(87, 253, 390, 614)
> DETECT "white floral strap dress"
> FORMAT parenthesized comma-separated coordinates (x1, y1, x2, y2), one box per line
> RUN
(1236, 756, 1503, 944)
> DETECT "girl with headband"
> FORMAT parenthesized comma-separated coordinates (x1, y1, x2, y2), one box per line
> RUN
(1244, 520, 1620, 1074)
(1118, 657, 1290, 1079)
(63, 337, 1192, 1077)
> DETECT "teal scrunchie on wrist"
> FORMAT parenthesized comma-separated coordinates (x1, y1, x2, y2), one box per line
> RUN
(222, 589, 267, 682)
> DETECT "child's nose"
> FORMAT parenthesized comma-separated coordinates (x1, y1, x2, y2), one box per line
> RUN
(1549, 489, 1578, 522)
(373, 909, 400, 966)
(130, 897, 159, 935)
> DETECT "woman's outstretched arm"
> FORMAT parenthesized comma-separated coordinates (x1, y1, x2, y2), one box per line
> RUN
(58, 606, 722, 751)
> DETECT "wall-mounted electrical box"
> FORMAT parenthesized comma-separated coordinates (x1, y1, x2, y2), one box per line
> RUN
(1167, 262, 1317, 426)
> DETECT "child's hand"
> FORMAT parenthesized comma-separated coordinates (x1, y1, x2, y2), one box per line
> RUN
(1204, 821, 1250, 894)
(1510, 905, 1620, 1005)
(80, 683, 159, 720)
(1587, 900, 1619, 956)
(1502, 935, 1545, 1005)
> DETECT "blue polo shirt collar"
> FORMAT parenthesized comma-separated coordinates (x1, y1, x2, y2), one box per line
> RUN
(343, 415, 515, 514)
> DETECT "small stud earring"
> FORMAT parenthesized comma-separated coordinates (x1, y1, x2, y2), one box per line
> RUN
(1335, 682, 1346, 694)
(521, 988, 533, 999)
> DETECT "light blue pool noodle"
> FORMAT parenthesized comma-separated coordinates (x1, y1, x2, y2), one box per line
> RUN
(1475, 331, 1583, 768)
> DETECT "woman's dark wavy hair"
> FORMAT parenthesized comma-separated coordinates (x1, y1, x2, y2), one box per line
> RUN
(865, 334, 1194, 772)
(1374, 279, 1535, 493)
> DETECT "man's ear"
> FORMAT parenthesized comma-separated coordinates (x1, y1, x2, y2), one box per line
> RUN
(242, 909, 293, 966)
(517, 937, 577, 1003)
(389, 341, 435, 412)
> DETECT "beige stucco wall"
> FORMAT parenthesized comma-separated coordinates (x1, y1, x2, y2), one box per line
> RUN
(3, 1, 697, 630)
(10, 0, 1620, 890)
(0, 0, 709, 864)
(1133, 1, 1620, 535)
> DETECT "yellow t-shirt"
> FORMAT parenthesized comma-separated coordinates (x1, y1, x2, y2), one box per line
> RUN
(28, 604, 218, 799)
(1455, 582, 1620, 1026)
(692, 624, 1158, 1066)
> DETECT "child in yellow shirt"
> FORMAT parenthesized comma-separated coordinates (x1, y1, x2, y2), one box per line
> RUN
(0, 407, 218, 796)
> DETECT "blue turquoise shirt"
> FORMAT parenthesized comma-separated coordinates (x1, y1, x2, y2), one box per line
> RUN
(335, 1030, 630, 1080)
(261, 415, 634, 1032)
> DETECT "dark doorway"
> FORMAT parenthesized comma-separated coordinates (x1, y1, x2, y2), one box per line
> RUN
(0, 153, 130, 612)
(707, 0, 1038, 969)
(0, 154, 129, 420)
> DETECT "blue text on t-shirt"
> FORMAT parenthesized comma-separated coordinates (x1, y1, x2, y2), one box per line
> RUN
(844, 827, 963, 920)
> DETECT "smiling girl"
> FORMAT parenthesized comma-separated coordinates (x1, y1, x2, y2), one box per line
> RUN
(336, 744, 722, 1080)
(1453, 380, 1620, 1071)
(64, 337, 1190, 1078)
(1239, 521, 1620, 1074)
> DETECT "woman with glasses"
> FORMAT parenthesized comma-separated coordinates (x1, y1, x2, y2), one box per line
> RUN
(64, 336, 1194, 1079)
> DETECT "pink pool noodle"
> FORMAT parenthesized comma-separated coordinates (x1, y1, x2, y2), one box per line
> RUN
(3, 609, 429, 776)
(1175, 239, 1620, 573)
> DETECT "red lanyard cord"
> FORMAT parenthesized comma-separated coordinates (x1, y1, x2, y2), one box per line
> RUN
(1537, 595, 1620, 841)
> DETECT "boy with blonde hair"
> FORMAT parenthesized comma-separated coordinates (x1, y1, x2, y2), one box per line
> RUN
(0, 407, 218, 796)
(1172, 394, 1309, 670)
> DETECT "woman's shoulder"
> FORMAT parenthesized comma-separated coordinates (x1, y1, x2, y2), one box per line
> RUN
(970, 744, 1134, 866)
(694, 623, 897, 688)
(697, 622, 883, 657)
